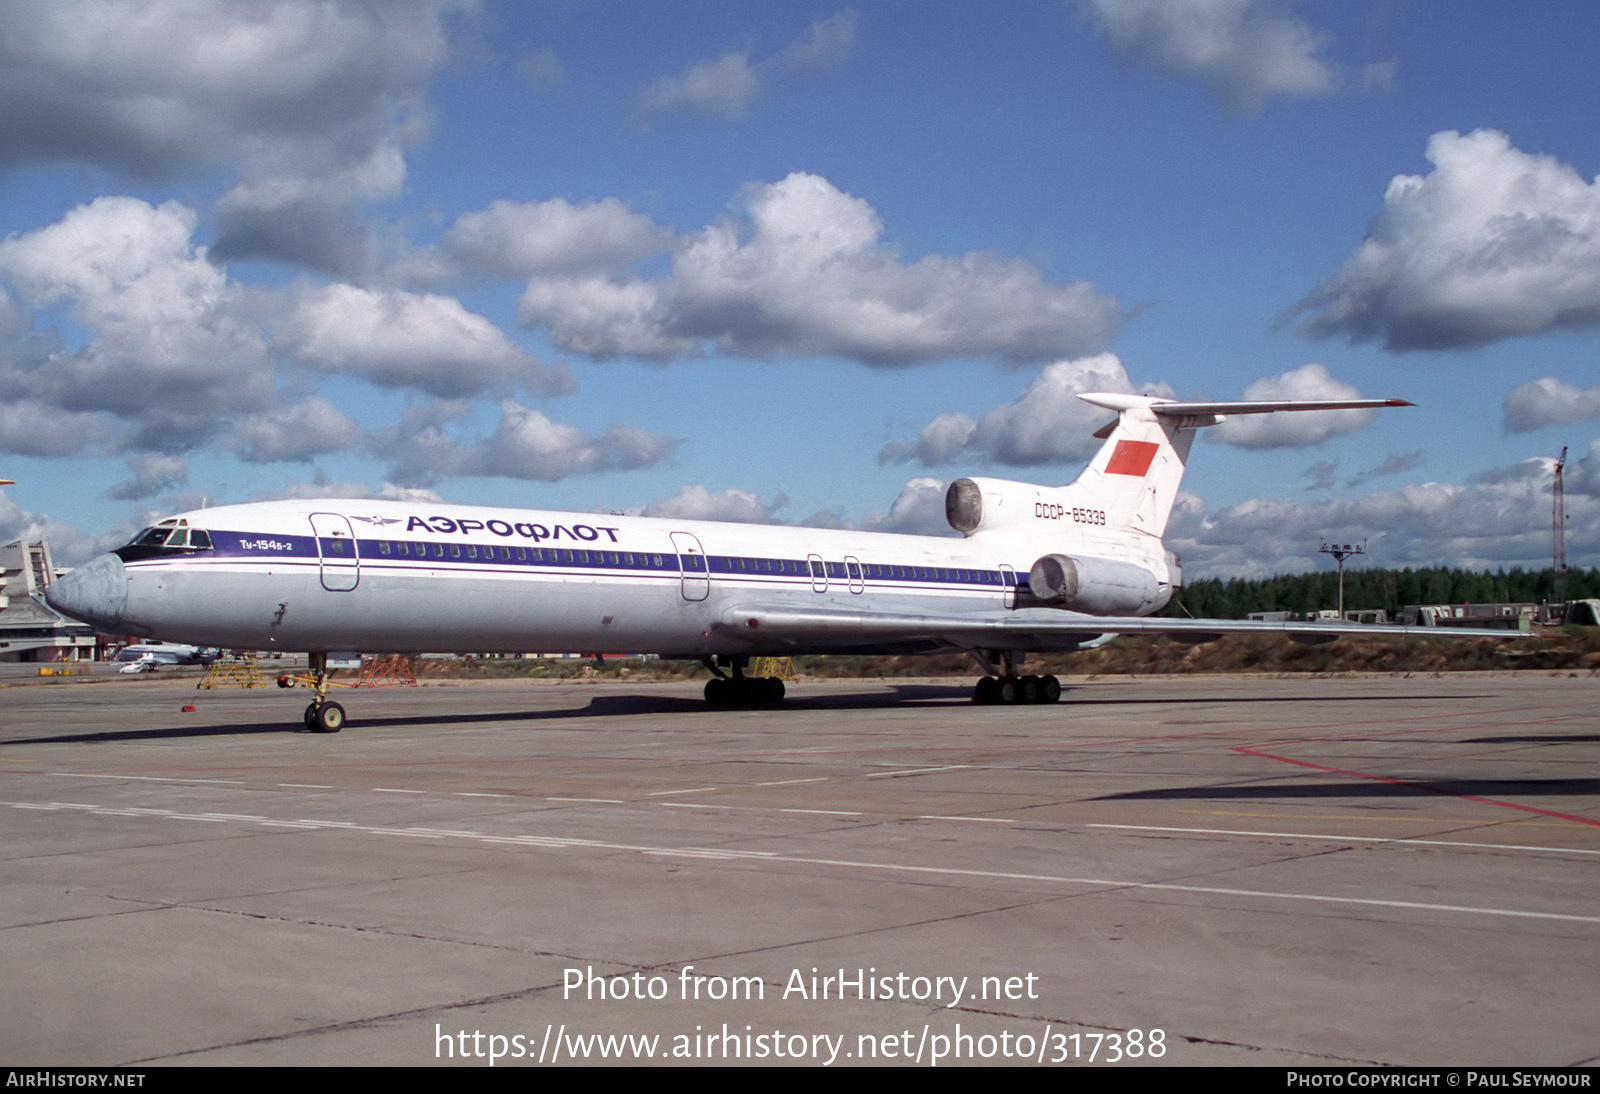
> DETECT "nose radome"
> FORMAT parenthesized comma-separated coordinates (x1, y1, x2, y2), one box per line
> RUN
(45, 552, 128, 630)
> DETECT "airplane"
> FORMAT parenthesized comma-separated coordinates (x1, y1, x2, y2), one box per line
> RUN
(43, 392, 1528, 732)
(114, 642, 219, 673)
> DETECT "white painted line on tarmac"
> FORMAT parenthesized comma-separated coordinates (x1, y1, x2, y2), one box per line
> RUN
(32, 773, 243, 784)
(918, 815, 1017, 823)
(866, 766, 969, 778)
(11, 799, 1594, 925)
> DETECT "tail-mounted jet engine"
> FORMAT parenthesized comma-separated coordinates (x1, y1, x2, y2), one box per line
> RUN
(946, 476, 1059, 535)
(1027, 553, 1169, 615)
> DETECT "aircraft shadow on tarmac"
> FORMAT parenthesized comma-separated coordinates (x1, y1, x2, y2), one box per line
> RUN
(0, 685, 1515, 745)
(0, 722, 293, 746)
(1098, 778, 1600, 802)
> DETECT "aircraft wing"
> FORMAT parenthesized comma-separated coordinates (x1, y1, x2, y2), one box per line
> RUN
(714, 604, 1530, 652)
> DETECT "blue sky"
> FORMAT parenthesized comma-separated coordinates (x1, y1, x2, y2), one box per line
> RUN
(0, 0, 1596, 579)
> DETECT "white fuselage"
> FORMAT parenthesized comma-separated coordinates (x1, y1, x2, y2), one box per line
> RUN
(53, 496, 1175, 659)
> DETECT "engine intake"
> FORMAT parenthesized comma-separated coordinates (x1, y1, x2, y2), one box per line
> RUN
(1027, 553, 1167, 615)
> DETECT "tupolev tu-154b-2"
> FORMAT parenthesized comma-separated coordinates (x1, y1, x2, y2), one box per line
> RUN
(44, 392, 1524, 732)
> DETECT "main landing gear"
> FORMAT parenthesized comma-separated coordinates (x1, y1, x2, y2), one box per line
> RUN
(973, 674, 1061, 705)
(300, 653, 346, 733)
(970, 650, 1061, 705)
(702, 656, 785, 708)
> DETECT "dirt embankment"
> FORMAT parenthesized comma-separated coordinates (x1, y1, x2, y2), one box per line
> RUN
(406, 629, 1600, 682)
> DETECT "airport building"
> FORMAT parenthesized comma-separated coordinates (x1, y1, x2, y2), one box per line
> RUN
(0, 540, 99, 662)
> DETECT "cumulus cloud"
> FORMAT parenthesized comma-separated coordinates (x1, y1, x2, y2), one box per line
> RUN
(780, 10, 859, 71)
(372, 400, 678, 486)
(806, 478, 956, 537)
(879, 353, 1171, 468)
(105, 454, 188, 501)
(1168, 445, 1598, 578)
(1303, 460, 1336, 491)
(440, 198, 669, 280)
(519, 173, 1122, 365)
(634, 11, 857, 125)
(0, 196, 274, 451)
(1502, 377, 1600, 434)
(1346, 450, 1424, 489)
(0, 197, 579, 465)
(519, 47, 565, 90)
(0, 488, 109, 566)
(0, 1, 466, 277)
(253, 477, 445, 504)
(1208, 363, 1380, 449)
(1082, 0, 1337, 113)
(868, 478, 956, 536)
(641, 484, 787, 523)
(279, 284, 571, 398)
(1295, 130, 1600, 351)
(465, 402, 677, 481)
(0, 399, 114, 457)
(637, 51, 764, 121)
(230, 397, 361, 464)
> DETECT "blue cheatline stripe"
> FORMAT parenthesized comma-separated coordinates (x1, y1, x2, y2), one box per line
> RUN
(166, 530, 1026, 589)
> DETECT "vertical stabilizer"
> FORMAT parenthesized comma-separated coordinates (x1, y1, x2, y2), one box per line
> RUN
(1068, 394, 1197, 540)
(1067, 391, 1415, 541)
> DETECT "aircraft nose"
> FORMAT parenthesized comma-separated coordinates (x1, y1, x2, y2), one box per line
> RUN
(45, 552, 128, 630)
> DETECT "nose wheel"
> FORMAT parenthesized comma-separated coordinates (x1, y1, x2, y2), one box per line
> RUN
(300, 652, 347, 732)
(304, 700, 346, 733)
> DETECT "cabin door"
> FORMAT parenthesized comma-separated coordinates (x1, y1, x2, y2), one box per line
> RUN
(309, 513, 360, 592)
(669, 531, 710, 601)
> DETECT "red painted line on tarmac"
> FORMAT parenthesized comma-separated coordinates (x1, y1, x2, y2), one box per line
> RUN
(1233, 744, 1600, 829)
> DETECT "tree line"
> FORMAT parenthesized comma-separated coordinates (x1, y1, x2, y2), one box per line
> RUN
(1163, 566, 1600, 620)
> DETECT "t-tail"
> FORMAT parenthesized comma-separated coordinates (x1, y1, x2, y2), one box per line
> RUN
(944, 390, 1413, 615)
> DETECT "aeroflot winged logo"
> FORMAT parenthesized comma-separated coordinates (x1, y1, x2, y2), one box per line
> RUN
(1104, 440, 1159, 477)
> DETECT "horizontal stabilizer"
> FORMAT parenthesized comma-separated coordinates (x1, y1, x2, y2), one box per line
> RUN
(1077, 392, 1414, 417)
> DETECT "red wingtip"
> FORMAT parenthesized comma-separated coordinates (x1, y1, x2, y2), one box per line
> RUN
(1385, 399, 1416, 407)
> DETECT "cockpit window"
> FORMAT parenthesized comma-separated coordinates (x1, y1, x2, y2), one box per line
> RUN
(115, 519, 214, 561)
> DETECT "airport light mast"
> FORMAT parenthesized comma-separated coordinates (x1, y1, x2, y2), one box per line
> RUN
(1553, 446, 1568, 607)
(1319, 539, 1365, 620)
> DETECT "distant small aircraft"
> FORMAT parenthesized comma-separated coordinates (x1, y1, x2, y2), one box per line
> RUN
(47, 392, 1523, 731)
(115, 643, 218, 673)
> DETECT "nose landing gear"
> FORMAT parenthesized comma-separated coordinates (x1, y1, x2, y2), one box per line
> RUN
(301, 653, 347, 732)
